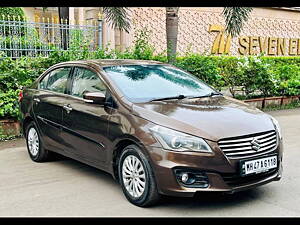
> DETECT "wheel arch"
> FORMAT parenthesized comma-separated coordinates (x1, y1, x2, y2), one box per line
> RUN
(110, 135, 152, 181)
(22, 115, 34, 136)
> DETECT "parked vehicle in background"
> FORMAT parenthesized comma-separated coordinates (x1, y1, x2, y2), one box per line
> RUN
(19, 59, 283, 207)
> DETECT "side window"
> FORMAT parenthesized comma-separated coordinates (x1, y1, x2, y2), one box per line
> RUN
(46, 67, 71, 94)
(39, 73, 49, 90)
(70, 67, 107, 98)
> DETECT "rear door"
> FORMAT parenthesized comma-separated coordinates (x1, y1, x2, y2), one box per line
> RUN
(33, 66, 73, 152)
(60, 66, 111, 164)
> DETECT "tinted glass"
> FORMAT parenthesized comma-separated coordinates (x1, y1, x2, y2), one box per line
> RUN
(103, 65, 215, 102)
(39, 74, 49, 90)
(47, 67, 71, 94)
(71, 67, 106, 98)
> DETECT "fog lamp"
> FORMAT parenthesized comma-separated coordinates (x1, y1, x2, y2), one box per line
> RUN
(175, 169, 209, 188)
(181, 173, 189, 183)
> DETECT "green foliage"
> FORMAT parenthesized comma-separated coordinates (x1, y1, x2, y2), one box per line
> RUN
(131, 28, 155, 60)
(1, 28, 300, 120)
(216, 56, 243, 96)
(0, 7, 25, 20)
(0, 89, 20, 119)
(102, 7, 131, 33)
(0, 56, 53, 121)
(222, 7, 253, 37)
(236, 56, 275, 97)
(173, 55, 300, 99)
(0, 35, 54, 58)
(0, 8, 26, 37)
(175, 54, 222, 88)
(272, 64, 300, 96)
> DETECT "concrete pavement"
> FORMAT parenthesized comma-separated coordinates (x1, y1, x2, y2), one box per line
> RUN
(0, 108, 300, 217)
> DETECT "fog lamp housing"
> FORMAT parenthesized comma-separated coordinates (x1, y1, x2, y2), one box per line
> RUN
(174, 168, 209, 188)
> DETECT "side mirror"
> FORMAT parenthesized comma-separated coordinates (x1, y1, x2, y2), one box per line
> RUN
(83, 92, 106, 105)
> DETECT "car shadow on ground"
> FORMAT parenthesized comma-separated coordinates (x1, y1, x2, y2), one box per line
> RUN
(157, 189, 262, 209)
(49, 155, 264, 210)
(49, 154, 119, 185)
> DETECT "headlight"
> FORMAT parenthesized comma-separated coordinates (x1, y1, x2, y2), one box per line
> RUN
(269, 116, 282, 139)
(149, 125, 213, 153)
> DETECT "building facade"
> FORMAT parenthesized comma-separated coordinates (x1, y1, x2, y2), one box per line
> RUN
(21, 7, 300, 56)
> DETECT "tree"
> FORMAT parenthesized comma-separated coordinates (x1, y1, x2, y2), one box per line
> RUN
(165, 7, 253, 63)
(166, 7, 179, 63)
(222, 7, 253, 37)
(102, 7, 130, 33)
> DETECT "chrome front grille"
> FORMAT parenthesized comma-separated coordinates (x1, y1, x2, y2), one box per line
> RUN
(218, 130, 278, 159)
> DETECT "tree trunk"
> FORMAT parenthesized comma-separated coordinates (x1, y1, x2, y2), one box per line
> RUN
(58, 7, 69, 50)
(166, 7, 179, 63)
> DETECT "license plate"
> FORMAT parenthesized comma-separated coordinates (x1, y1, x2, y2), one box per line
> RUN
(240, 155, 278, 176)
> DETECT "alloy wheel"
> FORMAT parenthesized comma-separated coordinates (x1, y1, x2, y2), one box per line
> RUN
(27, 127, 39, 157)
(122, 155, 146, 198)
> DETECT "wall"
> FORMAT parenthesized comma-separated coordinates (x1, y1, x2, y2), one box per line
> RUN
(128, 7, 300, 56)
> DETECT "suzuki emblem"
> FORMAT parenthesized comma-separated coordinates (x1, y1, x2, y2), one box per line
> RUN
(251, 138, 261, 151)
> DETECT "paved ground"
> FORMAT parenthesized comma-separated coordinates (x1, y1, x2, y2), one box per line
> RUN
(0, 108, 300, 217)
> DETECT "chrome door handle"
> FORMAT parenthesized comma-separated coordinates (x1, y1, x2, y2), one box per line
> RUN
(33, 97, 40, 103)
(63, 105, 73, 113)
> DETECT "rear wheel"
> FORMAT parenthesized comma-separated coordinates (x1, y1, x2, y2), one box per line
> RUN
(118, 144, 160, 207)
(25, 121, 50, 162)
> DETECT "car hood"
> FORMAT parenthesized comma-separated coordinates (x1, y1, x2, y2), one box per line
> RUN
(132, 96, 275, 142)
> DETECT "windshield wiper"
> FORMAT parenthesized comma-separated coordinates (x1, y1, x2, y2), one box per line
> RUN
(188, 92, 223, 99)
(150, 94, 187, 102)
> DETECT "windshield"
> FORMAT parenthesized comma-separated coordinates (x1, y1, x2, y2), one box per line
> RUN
(103, 64, 216, 103)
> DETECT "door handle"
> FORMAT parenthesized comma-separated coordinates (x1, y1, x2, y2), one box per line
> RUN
(33, 97, 40, 103)
(63, 105, 73, 113)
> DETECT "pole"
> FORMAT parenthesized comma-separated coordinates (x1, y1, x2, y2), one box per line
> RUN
(98, 19, 103, 49)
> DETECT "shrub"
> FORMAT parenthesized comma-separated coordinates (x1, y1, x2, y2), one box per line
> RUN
(272, 64, 300, 96)
(216, 56, 244, 97)
(237, 56, 276, 98)
(0, 7, 25, 20)
(0, 8, 26, 37)
(1, 30, 300, 121)
(175, 54, 222, 89)
(0, 89, 20, 119)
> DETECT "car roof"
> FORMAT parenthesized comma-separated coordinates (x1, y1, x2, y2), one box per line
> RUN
(55, 59, 165, 68)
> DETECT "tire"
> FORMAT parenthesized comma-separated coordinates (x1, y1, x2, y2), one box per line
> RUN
(25, 121, 51, 162)
(118, 144, 161, 207)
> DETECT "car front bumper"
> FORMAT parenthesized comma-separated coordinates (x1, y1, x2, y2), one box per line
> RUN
(147, 139, 283, 197)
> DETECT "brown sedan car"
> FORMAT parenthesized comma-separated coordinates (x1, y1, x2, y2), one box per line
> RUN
(19, 59, 283, 207)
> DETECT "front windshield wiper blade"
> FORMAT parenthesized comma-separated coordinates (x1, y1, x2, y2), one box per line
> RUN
(188, 92, 223, 99)
(150, 94, 187, 102)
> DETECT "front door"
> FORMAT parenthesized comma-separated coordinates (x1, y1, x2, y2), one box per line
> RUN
(60, 66, 111, 164)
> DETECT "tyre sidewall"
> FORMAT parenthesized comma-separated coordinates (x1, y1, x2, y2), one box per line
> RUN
(25, 121, 45, 162)
(118, 145, 156, 206)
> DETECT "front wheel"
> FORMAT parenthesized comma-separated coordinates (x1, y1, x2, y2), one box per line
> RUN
(118, 144, 160, 207)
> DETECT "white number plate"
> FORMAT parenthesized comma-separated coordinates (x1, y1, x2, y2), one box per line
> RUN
(241, 155, 277, 176)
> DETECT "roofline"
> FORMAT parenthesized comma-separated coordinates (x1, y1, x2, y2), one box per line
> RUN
(270, 7, 300, 12)
(54, 59, 166, 67)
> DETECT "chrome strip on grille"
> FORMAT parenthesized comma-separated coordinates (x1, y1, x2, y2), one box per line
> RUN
(218, 132, 274, 144)
(218, 130, 278, 159)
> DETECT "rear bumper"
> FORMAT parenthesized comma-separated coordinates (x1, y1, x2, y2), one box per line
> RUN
(147, 140, 283, 197)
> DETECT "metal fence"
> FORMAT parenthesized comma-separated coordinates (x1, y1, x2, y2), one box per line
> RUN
(0, 16, 103, 58)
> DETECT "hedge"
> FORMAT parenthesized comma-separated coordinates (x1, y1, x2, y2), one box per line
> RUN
(0, 7, 25, 20)
(1, 32, 300, 120)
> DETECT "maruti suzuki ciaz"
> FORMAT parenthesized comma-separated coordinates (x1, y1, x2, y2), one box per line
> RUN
(19, 59, 283, 207)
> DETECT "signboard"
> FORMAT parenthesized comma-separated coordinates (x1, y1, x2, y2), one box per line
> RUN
(209, 24, 300, 56)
